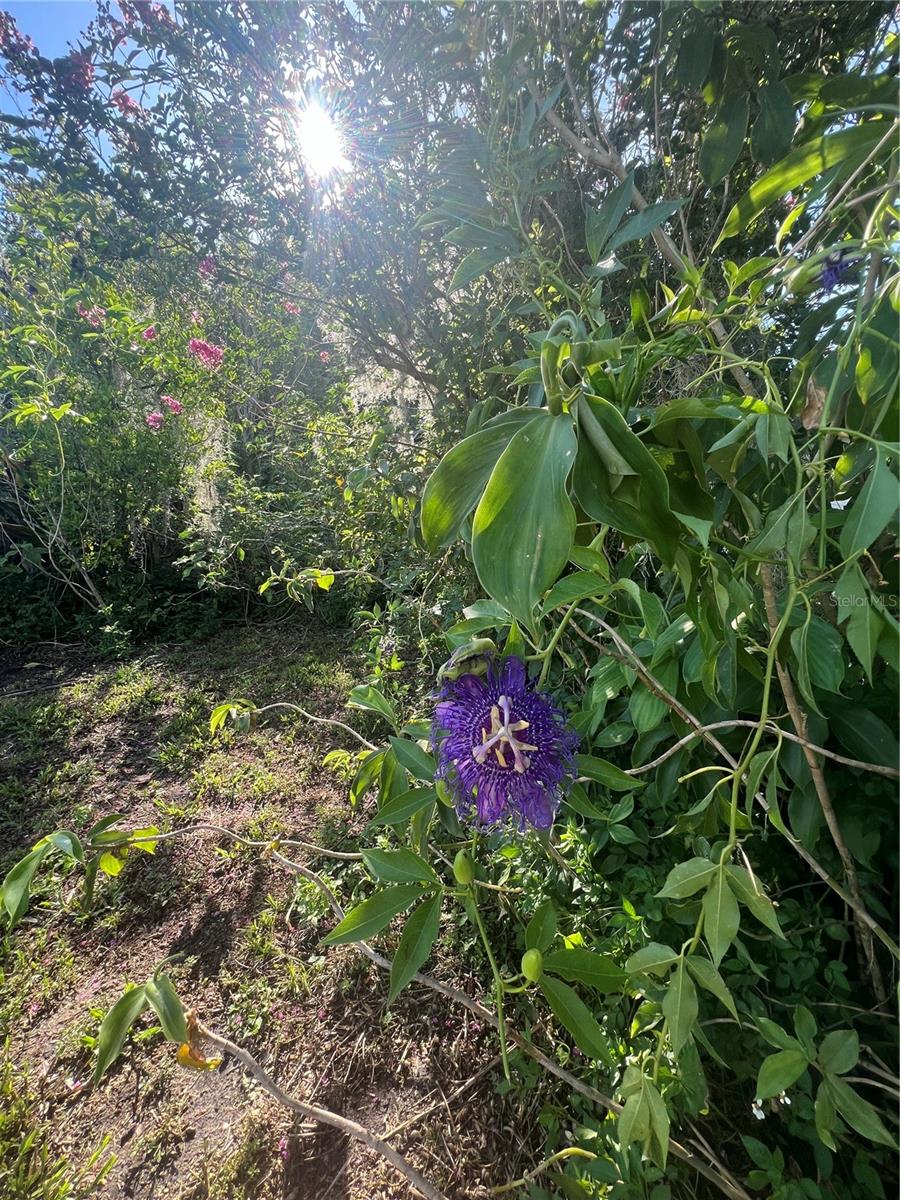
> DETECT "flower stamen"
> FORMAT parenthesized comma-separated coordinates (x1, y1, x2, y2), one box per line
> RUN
(473, 694, 538, 773)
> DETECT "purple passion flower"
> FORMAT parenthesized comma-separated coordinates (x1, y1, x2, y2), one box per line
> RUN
(432, 656, 578, 831)
(820, 249, 853, 293)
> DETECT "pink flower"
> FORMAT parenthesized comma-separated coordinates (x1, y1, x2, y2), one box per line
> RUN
(64, 51, 94, 90)
(197, 256, 216, 280)
(188, 337, 224, 370)
(75, 302, 105, 328)
(145, 411, 164, 431)
(283, 301, 301, 315)
(319, 350, 331, 363)
(111, 88, 142, 117)
(278, 1136, 289, 1162)
(161, 395, 182, 414)
(142, 325, 156, 340)
(190, 308, 201, 324)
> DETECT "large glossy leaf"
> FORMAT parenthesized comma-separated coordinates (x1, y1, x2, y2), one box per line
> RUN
(539, 975, 612, 1063)
(839, 450, 898, 559)
(367, 787, 436, 827)
(525, 900, 558, 953)
(657, 858, 718, 899)
(388, 893, 442, 1004)
(577, 753, 644, 792)
(586, 171, 634, 260)
(93, 985, 148, 1082)
(751, 81, 795, 166)
(449, 245, 513, 292)
(2, 842, 52, 925)
(726, 866, 785, 938)
(720, 121, 888, 239)
(575, 396, 681, 563)
(663, 960, 698, 1054)
(542, 946, 626, 992)
(702, 870, 740, 966)
(420, 410, 539, 551)
(322, 885, 423, 946)
(626, 943, 679, 977)
(686, 955, 738, 1019)
(756, 1049, 810, 1100)
(823, 1075, 896, 1147)
(606, 199, 686, 252)
(388, 737, 436, 782)
(347, 684, 397, 728)
(361, 848, 439, 886)
(472, 412, 577, 623)
(145, 973, 188, 1044)
(700, 95, 749, 187)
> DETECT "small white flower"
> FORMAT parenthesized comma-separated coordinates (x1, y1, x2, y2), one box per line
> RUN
(751, 1099, 766, 1120)
(776, 1091, 792, 1107)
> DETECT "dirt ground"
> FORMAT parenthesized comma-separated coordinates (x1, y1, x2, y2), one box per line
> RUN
(0, 621, 545, 1200)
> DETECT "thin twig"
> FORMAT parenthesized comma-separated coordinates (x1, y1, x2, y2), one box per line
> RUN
(570, 610, 899, 960)
(758, 565, 887, 1004)
(624, 718, 899, 779)
(253, 701, 379, 751)
(195, 1020, 448, 1200)
(383, 1055, 502, 1140)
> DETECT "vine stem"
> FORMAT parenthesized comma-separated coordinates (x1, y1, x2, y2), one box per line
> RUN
(758, 565, 888, 1004)
(570, 610, 899, 960)
(467, 882, 512, 1082)
(490, 1146, 597, 1195)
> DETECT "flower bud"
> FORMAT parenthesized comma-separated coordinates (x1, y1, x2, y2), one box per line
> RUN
(453, 849, 474, 886)
(521, 948, 543, 983)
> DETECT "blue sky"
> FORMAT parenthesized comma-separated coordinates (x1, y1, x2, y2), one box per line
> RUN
(7, 2, 94, 59)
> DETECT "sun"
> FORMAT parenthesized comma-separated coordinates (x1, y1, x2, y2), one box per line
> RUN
(296, 102, 349, 181)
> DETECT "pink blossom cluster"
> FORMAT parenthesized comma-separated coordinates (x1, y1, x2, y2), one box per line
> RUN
(0, 13, 37, 59)
(145, 394, 182, 430)
(111, 88, 143, 117)
(76, 301, 106, 327)
(188, 337, 224, 370)
(197, 256, 217, 281)
(283, 301, 301, 315)
(63, 50, 94, 91)
(142, 325, 156, 340)
(319, 350, 331, 363)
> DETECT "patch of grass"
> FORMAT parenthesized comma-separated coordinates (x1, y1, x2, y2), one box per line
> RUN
(180, 1109, 272, 1200)
(0, 1051, 114, 1199)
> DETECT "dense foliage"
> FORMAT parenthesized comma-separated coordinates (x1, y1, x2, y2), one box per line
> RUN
(2, 3, 898, 1198)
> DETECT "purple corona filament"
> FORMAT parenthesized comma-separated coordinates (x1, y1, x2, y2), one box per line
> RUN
(432, 656, 578, 831)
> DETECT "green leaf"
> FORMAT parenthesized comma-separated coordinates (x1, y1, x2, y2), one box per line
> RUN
(388, 893, 442, 1004)
(472, 412, 577, 623)
(525, 900, 558, 953)
(720, 122, 888, 240)
(686, 955, 739, 1019)
(817, 1030, 859, 1076)
(839, 452, 899, 559)
(351, 749, 387, 806)
(539, 975, 612, 1063)
(347, 684, 398, 729)
(542, 947, 626, 992)
(756, 1017, 804, 1053)
(367, 787, 436, 827)
(607, 200, 686, 253)
(823, 1074, 896, 1147)
(98, 851, 125, 877)
(420, 411, 538, 551)
(839, 574, 882, 680)
(586, 172, 634, 260)
(755, 1049, 809, 1100)
(626, 943, 679, 977)
(663, 960, 698, 1054)
(657, 858, 717, 899)
(575, 395, 681, 564)
(45, 830, 84, 862)
(726, 865, 785, 937)
(93, 985, 148, 1083)
(618, 1082, 652, 1149)
(449, 245, 514, 292)
(541, 571, 609, 612)
(322, 885, 423, 946)
(145, 973, 188, 1044)
(576, 753, 643, 792)
(751, 81, 795, 166)
(361, 848, 439, 886)
(645, 1078, 671, 1168)
(702, 869, 740, 966)
(388, 737, 436, 783)
(2, 843, 52, 925)
(700, 95, 749, 187)
(563, 782, 608, 820)
(814, 1082, 838, 1152)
